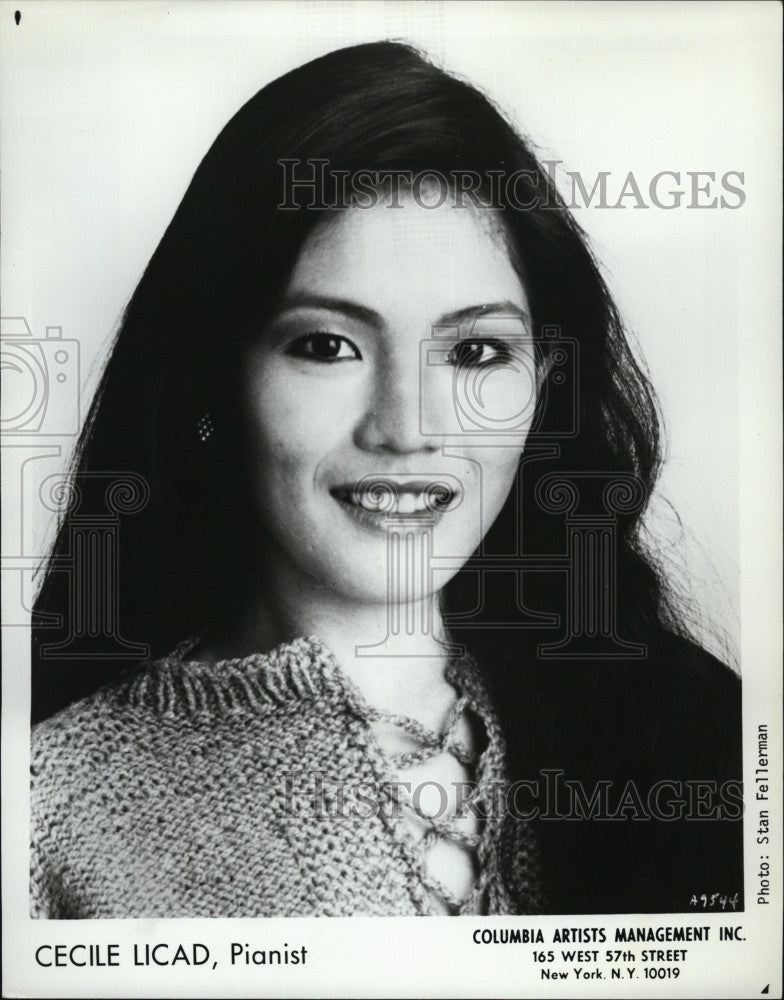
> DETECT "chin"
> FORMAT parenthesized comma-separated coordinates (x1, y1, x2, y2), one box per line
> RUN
(324, 565, 438, 607)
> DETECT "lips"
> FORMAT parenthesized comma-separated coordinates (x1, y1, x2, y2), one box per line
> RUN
(330, 476, 462, 533)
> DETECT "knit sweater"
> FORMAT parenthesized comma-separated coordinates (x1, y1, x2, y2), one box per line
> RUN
(30, 636, 542, 918)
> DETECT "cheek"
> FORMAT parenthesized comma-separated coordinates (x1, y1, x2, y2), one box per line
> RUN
(486, 449, 524, 505)
(247, 394, 311, 469)
(467, 444, 525, 533)
(429, 450, 522, 561)
(244, 369, 340, 469)
(453, 364, 538, 433)
(464, 366, 538, 517)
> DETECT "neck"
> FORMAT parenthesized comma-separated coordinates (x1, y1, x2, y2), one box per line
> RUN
(202, 562, 454, 718)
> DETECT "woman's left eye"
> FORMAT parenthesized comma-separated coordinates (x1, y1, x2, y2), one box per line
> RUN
(286, 332, 362, 362)
(447, 339, 512, 368)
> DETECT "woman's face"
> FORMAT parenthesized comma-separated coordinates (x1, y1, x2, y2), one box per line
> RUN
(241, 194, 539, 606)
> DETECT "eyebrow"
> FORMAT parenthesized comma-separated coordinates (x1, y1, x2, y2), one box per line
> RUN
(274, 294, 530, 328)
(440, 301, 530, 326)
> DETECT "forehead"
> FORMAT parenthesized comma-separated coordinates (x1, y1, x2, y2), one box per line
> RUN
(285, 196, 528, 317)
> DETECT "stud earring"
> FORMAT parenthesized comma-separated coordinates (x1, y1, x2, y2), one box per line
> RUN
(196, 413, 215, 443)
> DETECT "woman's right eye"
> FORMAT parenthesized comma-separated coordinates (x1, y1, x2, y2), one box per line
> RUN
(285, 332, 362, 362)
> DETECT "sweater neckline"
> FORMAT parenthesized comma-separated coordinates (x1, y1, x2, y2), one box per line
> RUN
(124, 633, 499, 735)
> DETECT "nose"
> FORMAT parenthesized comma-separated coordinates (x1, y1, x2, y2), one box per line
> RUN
(354, 353, 440, 455)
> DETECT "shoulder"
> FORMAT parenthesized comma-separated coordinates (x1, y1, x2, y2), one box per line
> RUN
(30, 669, 156, 916)
(33, 672, 136, 759)
(510, 633, 743, 914)
(507, 629, 741, 781)
(31, 665, 157, 806)
(30, 648, 332, 896)
(638, 631, 741, 775)
(655, 630, 740, 696)
(31, 638, 347, 789)
(627, 631, 740, 779)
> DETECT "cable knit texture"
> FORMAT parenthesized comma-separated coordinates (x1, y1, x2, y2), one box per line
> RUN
(31, 636, 542, 918)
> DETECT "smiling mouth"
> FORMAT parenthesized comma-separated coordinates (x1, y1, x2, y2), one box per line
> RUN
(330, 477, 462, 533)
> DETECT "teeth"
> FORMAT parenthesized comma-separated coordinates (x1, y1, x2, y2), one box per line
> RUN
(397, 494, 417, 514)
(354, 490, 435, 514)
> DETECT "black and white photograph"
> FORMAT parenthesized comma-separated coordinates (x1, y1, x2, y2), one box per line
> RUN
(1, 1, 780, 996)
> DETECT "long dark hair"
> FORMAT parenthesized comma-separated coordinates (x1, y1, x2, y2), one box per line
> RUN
(33, 40, 704, 731)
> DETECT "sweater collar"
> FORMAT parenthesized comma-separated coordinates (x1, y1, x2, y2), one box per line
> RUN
(123, 634, 498, 734)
